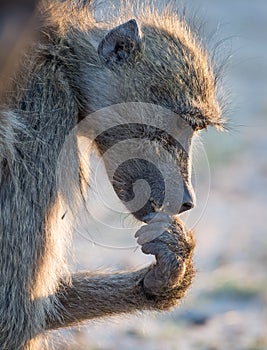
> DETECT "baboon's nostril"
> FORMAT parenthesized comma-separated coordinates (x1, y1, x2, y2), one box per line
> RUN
(179, 183, 195, 214)
(179, 201, 194, 214)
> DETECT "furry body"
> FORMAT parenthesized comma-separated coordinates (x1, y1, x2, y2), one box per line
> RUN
(0, 1, 223, 348)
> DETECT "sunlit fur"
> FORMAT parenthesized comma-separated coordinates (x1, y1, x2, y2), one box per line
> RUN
(61, 1, 224, 128)
(0, 1, 224, 349)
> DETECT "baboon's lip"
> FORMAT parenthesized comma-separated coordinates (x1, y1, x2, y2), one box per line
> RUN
(142, 212, 157, 223)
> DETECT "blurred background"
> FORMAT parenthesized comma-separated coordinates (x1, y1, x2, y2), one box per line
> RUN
(2, 0, 266, 349)
(66, 1, 267, 349)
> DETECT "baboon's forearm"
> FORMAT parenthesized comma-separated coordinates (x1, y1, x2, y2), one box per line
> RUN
(46, 220, 195, 330)
(47, 255, 194, 330)
(47, 269, 150, 329)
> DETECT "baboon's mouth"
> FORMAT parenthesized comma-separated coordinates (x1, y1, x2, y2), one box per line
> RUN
(112, 158, 166, 222)
(142, 212, 158, 223)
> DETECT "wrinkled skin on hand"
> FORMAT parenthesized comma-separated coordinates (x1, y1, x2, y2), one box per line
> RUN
(135, 213, 195, 309)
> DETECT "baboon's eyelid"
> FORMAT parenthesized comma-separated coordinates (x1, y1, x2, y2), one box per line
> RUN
(177, 118, 207, 131)
(193, 124, 208, 132)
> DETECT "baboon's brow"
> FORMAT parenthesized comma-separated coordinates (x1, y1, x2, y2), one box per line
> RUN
(94, 122, 189, 156)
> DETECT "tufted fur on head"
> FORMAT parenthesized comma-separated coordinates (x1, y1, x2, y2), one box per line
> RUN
(61, 0, 225, 129)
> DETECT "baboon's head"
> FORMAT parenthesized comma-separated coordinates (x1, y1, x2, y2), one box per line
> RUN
(81, 13, 224, 222)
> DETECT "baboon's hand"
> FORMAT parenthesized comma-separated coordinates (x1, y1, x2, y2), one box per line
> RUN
(135, 213, 195, 297)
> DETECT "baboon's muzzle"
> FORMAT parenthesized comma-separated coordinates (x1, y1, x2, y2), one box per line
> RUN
(112, 158, 165, 221)
(94, 123, 195, 222)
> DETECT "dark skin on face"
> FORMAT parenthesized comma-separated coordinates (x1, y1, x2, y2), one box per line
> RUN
(94, 122, 196, 222)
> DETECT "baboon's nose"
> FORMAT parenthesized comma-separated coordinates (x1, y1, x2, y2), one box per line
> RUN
(179, 201, 194, 213)
(179, 185, 195, 214)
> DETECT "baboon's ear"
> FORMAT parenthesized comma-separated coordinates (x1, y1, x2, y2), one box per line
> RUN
(98, 19, 142, 67)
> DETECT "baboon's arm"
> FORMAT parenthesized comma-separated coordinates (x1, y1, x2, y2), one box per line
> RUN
(47, 215, 195, 330)
(47, 268, 150, 329)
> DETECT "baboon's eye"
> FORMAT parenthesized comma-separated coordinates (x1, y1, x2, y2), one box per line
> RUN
(176, 106, 208, 131)
(180, 115, 208, 132)
(194, 124, 207, 132)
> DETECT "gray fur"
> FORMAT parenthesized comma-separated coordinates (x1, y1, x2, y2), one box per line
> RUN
(0, 1, 223, 349)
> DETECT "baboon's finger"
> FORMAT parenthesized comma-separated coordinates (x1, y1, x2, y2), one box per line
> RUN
(135, 221, 170, 238)
(143, 212, 172, 224)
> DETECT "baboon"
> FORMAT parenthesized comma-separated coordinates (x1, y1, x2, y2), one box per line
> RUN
(0, 1, 224, 349)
